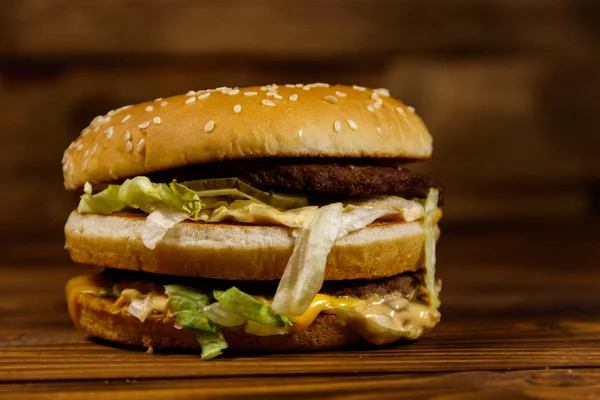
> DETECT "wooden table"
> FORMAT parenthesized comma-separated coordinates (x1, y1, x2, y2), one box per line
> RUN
(2, 222, 600, 398)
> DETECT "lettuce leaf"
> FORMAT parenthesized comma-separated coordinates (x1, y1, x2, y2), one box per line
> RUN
(203, 302, 246, 327)
(192, 329, 228, 360)
(422, 188, 440, 308)
(78, 177, 201, 217)
(142, 207, 189, 249)
(164, 284, 226, 359)
(213, 287, 293, 327)
(164, 285, 210, 311)
(271, 203, 401, 317)
(271, 203, 344, 316)
(78, 183, 126, 214)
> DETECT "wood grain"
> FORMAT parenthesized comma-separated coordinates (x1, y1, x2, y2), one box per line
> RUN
(2, 369, 600, 399)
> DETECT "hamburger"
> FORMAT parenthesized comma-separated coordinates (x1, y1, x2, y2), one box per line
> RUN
(62, 83, 443, 360)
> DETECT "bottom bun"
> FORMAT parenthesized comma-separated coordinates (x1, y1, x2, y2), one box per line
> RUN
(75, 292, 364, 353)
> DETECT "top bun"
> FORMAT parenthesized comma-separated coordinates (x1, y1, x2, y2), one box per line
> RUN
(62, 83, 432, 190)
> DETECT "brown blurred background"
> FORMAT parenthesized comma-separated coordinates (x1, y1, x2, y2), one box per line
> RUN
(0, 0, 599, 241)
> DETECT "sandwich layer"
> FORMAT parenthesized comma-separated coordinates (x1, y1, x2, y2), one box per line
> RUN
(75, 292, 363, 352)
(62, 84, 432, 190)
(67, 271, 430, 353)
(65, 211, 437, 280)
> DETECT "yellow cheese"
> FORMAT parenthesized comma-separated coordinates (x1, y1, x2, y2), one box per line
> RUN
(65, 273, 106, 328)
(290, 294, 362, 332)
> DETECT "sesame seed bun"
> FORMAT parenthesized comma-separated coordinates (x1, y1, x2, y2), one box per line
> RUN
(73, 291, 364, 352)
(64, 211, 439, 281)
(62, 84, 432, 190)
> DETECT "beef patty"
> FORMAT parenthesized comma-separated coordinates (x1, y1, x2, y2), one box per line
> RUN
(103, 268, 419, 300)
(146, 158, 444, 205)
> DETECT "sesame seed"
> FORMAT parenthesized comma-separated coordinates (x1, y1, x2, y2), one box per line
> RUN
(335, 91, 347, 97)
(116, 105, 132, 113)
(407, 106, 416, 112)
(105, 127, 114, 139)
(333, 120, 341, 132)
(76, 143, 84, 151)
(262, 99, 276, 107)
(260, 86, 268, 91)
(81, 128, 89, 136)
(106, 109, 116, 117)
(315, 83, 330, 87)
(109, 170, 119, 179)
(185, 97, 196, 104)
(197, 92, 210, 100)
(377, 127, 383, 135)
(374, 88, 390, 97)
(367, 105, 375, 112)
(186, 90, 196, 96)
(160, 101, 168, 107)
(297, 129, 303, 137)
(205, 120, 215, 133)
(82, 159, 88, 171)
(296, 83, 304, 87)
(83, 150, 89, 159)
(244, 91, 258, 96)
(90, 144, 98, 156)
(266, 92, 275, 97)
(353, 85, 366, 91)
(124, 130, 131, 141)
(136, 138, 146, 153)
(121, 114, 131, 123)
(216, 86, 228, 91)
(396, 107, 407, 116)
(285, 84, 295, 88)
(139, 121, 150, 129)
(126, 141, 133, 153)
(153, 116, 162, 124)
(289, 94, 298, 101)
(346, 120, 358, 130)
(373, 101, 382, 109)
(145, 106, 154, 112)
(274, 94, 282, 100)
(324, 96, 338, 104)
(228, 89, 240, 95)
(155, 97, 163, 102)
(233, 104, 242, 113)
(371, 93, 380, 101)
(302, 86, 311, 91)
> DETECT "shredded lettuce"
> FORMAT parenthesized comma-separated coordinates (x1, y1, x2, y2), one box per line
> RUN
(79, 177, 201, 217)
(422, 188, 440, 308)
(192, 329, 228, 360)
(164, 284, 226, 359)
(78, 183, 125, 214)
(271, 203, 403, 317)
(271, 203, 344, 316)
(213, 287, 293, 327)
(142, 207, 189, 249)
(164, 285, 210, 311)
(244, 321, 289, 336)
(127, 296, 154, 323)
(202, 302, 246, 327)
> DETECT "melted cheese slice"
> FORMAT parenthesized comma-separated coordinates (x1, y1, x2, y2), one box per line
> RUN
(65, 273, 107, 328)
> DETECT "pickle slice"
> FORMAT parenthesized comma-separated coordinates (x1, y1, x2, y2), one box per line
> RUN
(181, 178, 308, 210)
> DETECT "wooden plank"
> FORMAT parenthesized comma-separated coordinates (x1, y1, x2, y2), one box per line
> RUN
(1, 369, 600, 399)
(2, 0, 598, 58)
